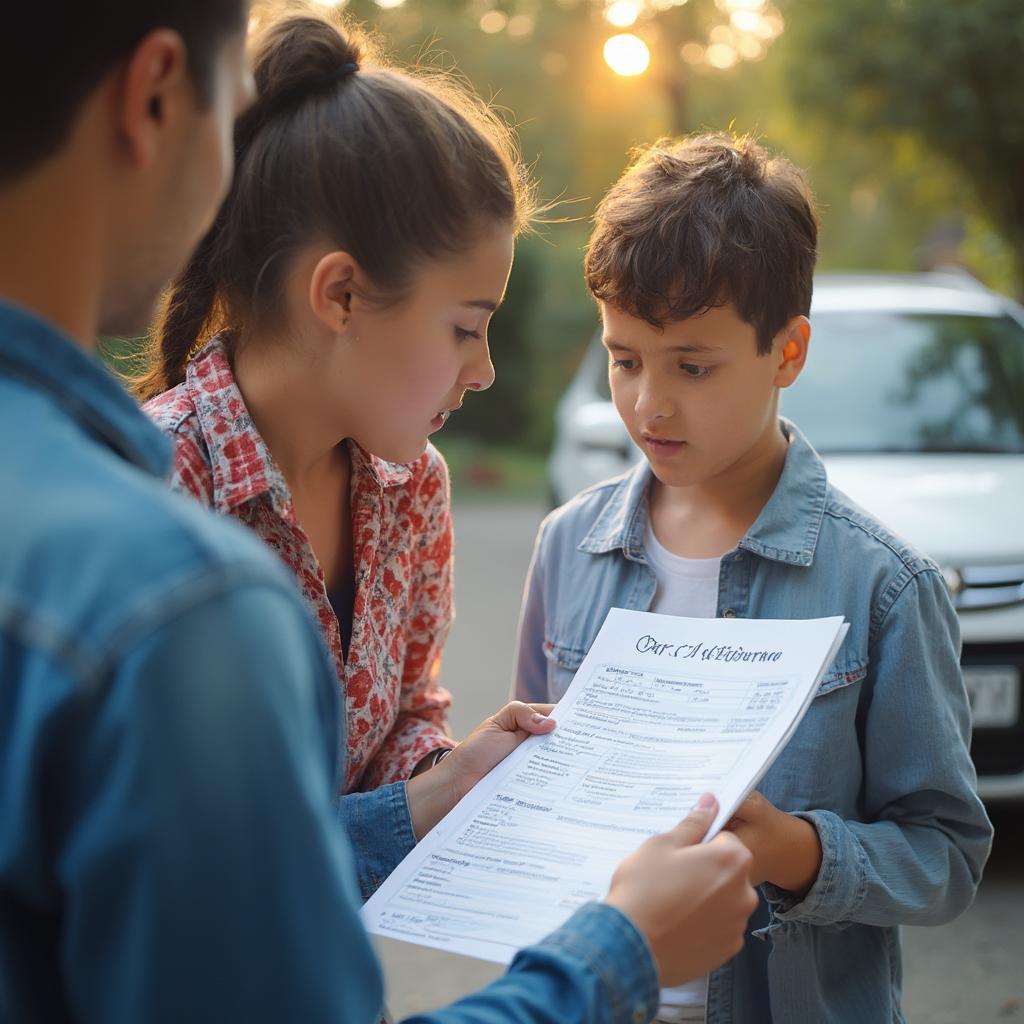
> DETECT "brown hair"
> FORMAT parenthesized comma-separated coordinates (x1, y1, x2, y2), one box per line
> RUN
(584, 133, 818, 354)
(133, 11, 534, 402)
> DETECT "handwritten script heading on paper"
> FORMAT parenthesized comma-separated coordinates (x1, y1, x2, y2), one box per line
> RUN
(635, 633, 783, 663)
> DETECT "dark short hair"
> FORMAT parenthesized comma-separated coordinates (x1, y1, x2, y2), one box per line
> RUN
(133, 12, 535, 403)
(585, 133, 819, 354)
(0, 1, 246, 185)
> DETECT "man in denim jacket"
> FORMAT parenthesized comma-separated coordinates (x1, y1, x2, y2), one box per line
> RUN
(515, 135, 992, 1023)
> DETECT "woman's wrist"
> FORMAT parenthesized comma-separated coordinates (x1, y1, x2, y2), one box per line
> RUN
(406, 749, 458, 840)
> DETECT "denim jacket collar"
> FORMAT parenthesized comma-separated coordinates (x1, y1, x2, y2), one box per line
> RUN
(578, 418, 828, 567)
(577, 456, 652, 562)
(0, 300, 170, 476)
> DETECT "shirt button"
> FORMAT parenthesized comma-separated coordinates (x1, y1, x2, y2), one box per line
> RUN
(632, 1008, 646, 1024)
(722, 607, 738, 618)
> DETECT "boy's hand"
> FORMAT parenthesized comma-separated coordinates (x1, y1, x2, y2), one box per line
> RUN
(606, 794, 758, 987)
(725, 791, 822, 896)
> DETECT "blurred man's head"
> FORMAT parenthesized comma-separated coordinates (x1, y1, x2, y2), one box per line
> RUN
(0, 1, 252, 337)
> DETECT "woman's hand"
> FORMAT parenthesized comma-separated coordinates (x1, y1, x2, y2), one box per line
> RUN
(406, 701, 555, 839)
(724, 790, 822, 895)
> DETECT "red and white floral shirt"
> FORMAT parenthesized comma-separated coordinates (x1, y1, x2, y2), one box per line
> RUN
(144, 338, 455, 792)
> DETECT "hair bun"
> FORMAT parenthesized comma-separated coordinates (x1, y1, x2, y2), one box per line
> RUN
(241, 15, 364, 135)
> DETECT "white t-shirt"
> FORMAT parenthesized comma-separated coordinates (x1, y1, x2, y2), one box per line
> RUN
(644, 522, 722, 620)
(644, 521, 722, 1022)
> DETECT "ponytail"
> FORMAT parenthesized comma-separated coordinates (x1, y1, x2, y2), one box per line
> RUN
(132, 223, 227, 403)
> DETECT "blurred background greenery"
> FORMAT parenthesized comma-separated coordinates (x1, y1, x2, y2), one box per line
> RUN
(181, 0, 1024, 493)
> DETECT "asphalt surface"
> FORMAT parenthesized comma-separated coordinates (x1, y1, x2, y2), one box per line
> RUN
(373, 500, 1024, 1023)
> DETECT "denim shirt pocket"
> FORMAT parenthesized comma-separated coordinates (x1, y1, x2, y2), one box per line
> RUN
(542, 638, 586, 700)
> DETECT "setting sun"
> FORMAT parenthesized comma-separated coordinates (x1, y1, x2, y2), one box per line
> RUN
(603, 33, 651, 76)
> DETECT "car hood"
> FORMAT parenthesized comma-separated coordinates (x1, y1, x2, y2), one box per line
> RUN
(821, 454, 1024, 567)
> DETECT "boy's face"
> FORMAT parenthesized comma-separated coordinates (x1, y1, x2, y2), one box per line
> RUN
(601, 300, 806, 491)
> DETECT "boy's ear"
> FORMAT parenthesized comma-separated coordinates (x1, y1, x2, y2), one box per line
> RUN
(772, 316, 810, 389)
(309, 250, 367, 336)
(117, 30, 190, 170)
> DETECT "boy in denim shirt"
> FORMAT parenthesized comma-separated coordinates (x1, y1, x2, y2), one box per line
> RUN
(514, 134, 992, 1023)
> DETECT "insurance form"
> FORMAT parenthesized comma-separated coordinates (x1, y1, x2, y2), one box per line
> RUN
(362, 607, 848, 963)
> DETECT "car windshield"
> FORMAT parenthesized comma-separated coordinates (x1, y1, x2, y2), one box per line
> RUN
(779, 311, 1024, 454)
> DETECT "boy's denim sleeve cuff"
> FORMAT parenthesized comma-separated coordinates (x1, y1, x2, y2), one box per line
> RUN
(762, 809, 866, 928)
(514, 902, 660, 1024)
(336, 782, 417, 901)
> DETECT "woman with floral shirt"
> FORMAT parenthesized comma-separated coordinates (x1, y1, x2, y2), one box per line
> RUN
(145, 346, 456, 790)
(136, 11, 534, 792)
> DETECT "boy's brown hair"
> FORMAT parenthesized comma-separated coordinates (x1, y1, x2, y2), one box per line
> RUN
(585, 133, 818, 354)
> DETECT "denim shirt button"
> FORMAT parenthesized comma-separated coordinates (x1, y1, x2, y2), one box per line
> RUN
(722, 607, 738, 618)
(632, 1007, 646, 1024)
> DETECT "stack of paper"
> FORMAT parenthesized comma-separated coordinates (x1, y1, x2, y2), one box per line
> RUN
(363, 607, 848, 964)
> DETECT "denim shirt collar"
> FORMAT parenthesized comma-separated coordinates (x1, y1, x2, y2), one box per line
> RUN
(0, 300, 171, 476)
(578, 418, 828, 567)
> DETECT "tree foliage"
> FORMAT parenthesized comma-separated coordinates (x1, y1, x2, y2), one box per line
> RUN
(787, 0, 1024, 289)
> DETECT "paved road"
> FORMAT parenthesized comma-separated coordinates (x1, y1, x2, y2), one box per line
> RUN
(374, 500, 1024, 1022)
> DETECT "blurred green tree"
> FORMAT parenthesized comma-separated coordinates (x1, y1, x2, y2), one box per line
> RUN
(786, 0, 1024, 291)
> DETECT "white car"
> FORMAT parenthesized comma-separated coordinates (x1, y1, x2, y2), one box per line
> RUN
(548, 271, 1024, 801)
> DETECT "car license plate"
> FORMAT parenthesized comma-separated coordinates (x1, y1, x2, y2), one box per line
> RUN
(963, 666, 1020, 728)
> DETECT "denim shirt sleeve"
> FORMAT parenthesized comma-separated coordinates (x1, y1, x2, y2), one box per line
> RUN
(400, 902, 660, 1024)
(765, 567, 993, 929)
(512, 516, 550, 705)
(59, 583, 386, 1024)
(338, 782, 418, 900)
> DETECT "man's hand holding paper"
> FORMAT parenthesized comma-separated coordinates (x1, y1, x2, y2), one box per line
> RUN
(607, 793, 757, 986)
